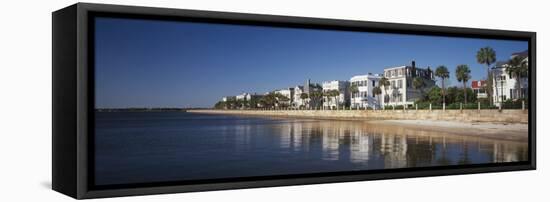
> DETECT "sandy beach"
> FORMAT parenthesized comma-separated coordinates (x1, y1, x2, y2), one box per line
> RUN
(369, 119, 528, 141)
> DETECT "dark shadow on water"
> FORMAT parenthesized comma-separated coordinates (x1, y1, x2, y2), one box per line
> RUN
(41, 181, 51, 189)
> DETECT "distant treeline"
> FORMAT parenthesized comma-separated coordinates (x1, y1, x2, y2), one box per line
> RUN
(95, 107, 206, 112)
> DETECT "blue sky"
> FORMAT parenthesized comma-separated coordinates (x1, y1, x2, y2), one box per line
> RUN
(94, 17, 528, 108)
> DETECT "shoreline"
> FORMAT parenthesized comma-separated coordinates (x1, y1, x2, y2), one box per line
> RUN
(187, 109, 528, 142)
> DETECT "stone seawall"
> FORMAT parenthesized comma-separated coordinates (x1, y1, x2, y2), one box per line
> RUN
(187, 109, 528, 123)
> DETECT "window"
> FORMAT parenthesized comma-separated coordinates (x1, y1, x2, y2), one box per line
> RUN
(398, 80, 403, 88)
(372, 80, 375, 87)
(391, 81, 396, 88)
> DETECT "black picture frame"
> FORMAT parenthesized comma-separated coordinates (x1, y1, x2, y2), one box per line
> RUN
(52, 3, 536, 199)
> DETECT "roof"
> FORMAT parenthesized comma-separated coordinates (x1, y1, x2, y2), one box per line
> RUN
(350, 74, 382, 81)
(495, 61, 508, 68)
(471, 80, 486, 89)
(511, 50, 528, 58)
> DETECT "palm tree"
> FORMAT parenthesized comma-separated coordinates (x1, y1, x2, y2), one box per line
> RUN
(456, 64, 471, 104)
(323, 90, 333, 109)
(372, 86, 382, 109)
(310, 91, 323, 109)
(260, 93, 277, 109)
(275, 93, 290, 108)
(476, 47, 497, 105)
(379, 77, 390, 106)
(349, 84, 359, 108)
(507, 56, 526, 99)
(435, 65, 450, 104)
(518, 60, 528, 98)
(300, 93, 309, 109)
(331, 90, 341, 109)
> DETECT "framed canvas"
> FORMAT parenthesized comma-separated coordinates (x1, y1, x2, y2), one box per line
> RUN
(52, 3, 536, 199)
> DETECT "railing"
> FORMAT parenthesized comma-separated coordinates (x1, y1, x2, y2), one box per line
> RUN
(217, 100, 528, 111)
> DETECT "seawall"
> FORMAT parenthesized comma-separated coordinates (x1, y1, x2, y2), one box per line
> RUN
(187, 109, 528, 123)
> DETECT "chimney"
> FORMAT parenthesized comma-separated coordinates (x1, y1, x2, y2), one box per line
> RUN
(412, 60, 416, 68)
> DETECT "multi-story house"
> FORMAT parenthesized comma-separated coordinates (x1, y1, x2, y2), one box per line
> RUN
(491, 50, 529, 106)
(292, 85, 305, 109)
(349, 73, 382, 109)
(381, 61, 435, 107)
(471, 80, 488, 99)
(273, 88, 294, 107)
(322, 80, 350, 109)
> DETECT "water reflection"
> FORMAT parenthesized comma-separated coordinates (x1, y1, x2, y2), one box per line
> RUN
(95, 112, 528, 185)
(258, 118, 527, 168)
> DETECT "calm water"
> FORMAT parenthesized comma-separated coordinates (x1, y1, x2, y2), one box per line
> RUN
(95, 112, 528, 186)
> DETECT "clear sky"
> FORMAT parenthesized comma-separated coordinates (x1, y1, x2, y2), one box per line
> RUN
(94, 17, 528, 108)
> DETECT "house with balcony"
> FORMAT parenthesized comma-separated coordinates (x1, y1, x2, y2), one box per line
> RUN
(349, 73, 382, 109)
(381, 61, 435, 107)
(491, 50, 529, 106)
(471, 80, 488, 99)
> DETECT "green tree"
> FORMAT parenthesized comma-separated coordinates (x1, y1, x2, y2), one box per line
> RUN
(455, 64, 472, 104)
(435, 65, 450, 104)
(309, 91, 323, 109)
(476, 47, 497, 105)
(260, 92, 278, 109)
(275, 93, 290, 108)
(426, 86, 442, 104)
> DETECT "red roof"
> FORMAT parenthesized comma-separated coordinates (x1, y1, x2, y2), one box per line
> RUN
(471, 80, 486, 89)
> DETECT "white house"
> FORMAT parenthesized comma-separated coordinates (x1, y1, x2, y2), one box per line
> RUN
(235, 93, 251, 101)
(349, 73, 382, 109)
(322, 80, 350, 109)
(381, 61, 435, 107)
(222, 96, 236, 102)
(292, 85, 305, 109)
(273, 88, 294, 107)
(491, 50, 529, 106)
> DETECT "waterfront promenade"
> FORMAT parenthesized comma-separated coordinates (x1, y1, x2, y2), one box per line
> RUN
(187, 108, 528, 123)
(187, 109, 528, 141)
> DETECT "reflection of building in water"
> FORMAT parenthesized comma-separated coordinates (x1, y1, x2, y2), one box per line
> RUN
(268, 118, 526, 167)
(492, 142, 524, 162)
(322, 124, 341, 160)
(349, 128, 371, 163)
(279, 122, 292, 149)
(233, 122, 253, 151)
(380, 133, 408, 168)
